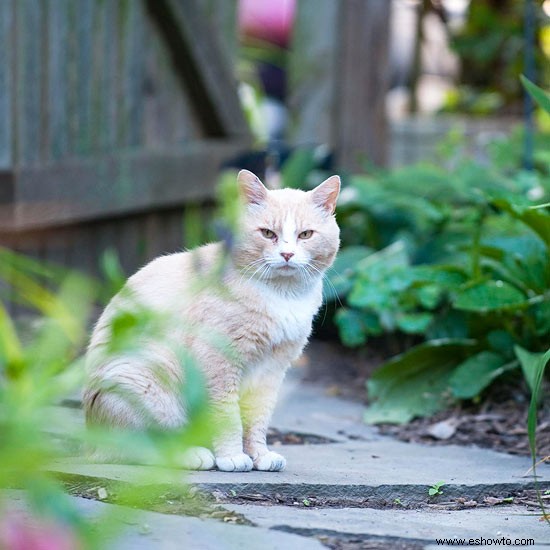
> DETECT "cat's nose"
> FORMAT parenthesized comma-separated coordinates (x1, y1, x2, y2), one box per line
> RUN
(280, 252, 294, 262)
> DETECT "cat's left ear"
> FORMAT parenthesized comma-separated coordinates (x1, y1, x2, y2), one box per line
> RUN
(237, 169, 268, 206)
(311, 175, 340, 214)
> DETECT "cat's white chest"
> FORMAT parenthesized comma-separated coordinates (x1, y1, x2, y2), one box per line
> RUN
(261, 284, 322, 345)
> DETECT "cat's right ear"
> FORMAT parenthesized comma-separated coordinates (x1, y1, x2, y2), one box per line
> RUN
(237, 170, 268, 206)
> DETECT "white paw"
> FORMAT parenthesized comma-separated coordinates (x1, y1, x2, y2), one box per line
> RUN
(181, 447, 216, 470)
(253, 451, 286, 472)
(215, 453, 253, 472)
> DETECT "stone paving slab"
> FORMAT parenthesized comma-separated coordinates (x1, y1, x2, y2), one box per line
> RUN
(40, 371, 550, 548)
(223, 503, 549, 548)
(272, 373, 381, 442)
(5, 490, 324, 550)
(49, 438, 548, 504)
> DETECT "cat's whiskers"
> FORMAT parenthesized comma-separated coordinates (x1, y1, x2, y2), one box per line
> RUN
(238, 258, 268, 286)
(308, 260, 344, 309)
(299, 263, 330, 325)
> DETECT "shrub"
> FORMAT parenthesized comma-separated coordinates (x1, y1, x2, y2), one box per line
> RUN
(330, 85, 550, 425)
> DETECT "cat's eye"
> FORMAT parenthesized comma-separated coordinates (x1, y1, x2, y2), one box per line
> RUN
(298, 230, 314, 240)
(260, 228, 276, 240)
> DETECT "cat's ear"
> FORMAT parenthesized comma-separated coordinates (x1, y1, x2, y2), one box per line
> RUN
(311, 175, 340, 214)
(237, 169, 268, 206)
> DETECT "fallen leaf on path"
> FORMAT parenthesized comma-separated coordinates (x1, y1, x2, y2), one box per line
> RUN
(427, 418, 460, 440)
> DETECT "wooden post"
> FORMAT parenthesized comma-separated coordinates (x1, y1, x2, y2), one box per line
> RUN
(289, 0, 391, 171)
(334, 0, 391, 170)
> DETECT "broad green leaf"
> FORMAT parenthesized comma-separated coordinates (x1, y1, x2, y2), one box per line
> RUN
(493, 198, 550, 250)
(521, 75, 550, 115)
(417, 284, 443, 310)
(364, 339, 477, 424)
(396, 312, 433, 334)
(327, 246, 373, 297)
(334, 308, 381, 347)
(334, 309, 368, 347)
(453, 280, 528, 312)
(348, 282, 392, 310)
(356, 241, 409, 277)
(449, 351, 515, 399)
(426, 310, 469, 340)
(410, 266, 467, 289)
(487, 330, 516, 358)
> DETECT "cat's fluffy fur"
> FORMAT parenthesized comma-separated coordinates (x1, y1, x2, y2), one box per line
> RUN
(83, 170, 340, 472)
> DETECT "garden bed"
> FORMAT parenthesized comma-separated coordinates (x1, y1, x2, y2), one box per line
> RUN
(303, 340, 550, 458)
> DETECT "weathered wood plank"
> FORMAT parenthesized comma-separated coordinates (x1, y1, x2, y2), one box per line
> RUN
(42, 227, 69, 269)
(145, 24, 178, 146)
(122, 0, 145, 147)
(144, 211, 168, 258)
(67, 224, 98, 276)
(2, 140, 247, 231)
(198, 0, 238, 67)
(0, 2, 13, 169)
(288, 0, 339, 147)
(75, 0, 94, 155)
(16, 0, 43, 167)
(114, 216, 143, 275)
(334, 0, 391, 169)
(47, 0, 69, 161)
(162, 209, 184, 254)
(99, 0, 118, 151)
(145, 0, 249, 138)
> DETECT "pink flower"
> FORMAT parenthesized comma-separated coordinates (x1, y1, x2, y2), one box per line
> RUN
(0, 513, 79, 550)
(238, 0, 296, 48)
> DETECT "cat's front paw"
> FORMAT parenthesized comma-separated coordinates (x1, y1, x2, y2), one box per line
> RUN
(181, 447, 216, 470)
(253, 451, 286, 472)
(216, 453, 253, 472)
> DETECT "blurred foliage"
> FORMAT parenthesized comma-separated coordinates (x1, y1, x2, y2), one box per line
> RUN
(0, 250, 220, 546)
(443, 0, 549, 115)
(329, 83, 550, 428)
(0, 165, 253, 546)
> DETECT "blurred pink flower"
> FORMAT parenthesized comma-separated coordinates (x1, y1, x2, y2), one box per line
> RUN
(0, 513, 79, 550)
(238, 0, 295, 48)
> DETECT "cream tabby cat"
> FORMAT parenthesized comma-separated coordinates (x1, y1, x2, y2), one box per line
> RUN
(83, 170, 340, 472)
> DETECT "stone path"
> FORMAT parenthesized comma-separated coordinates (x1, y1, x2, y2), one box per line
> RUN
(36, 370, 550, 548)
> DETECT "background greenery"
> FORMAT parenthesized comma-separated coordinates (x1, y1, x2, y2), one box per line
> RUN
(319, 80, 550, 474)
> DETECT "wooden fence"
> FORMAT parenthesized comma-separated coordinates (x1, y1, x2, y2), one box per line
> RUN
(0, 0, 393, 315)
(0, 0, 249, 307)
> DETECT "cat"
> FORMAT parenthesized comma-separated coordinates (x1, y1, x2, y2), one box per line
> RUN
(83, 169, 340, 472)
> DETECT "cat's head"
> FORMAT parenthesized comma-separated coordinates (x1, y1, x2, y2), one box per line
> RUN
(232, 170, 340, 286)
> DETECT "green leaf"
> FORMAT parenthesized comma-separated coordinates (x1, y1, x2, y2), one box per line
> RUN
(514, 345, 545, 395)
(514, 346, 550, 461)
(416, 284, 443, 310)
(410, 266, 467, 289)
(453, 280, 528, 312)
(493, 198, 550, 250)
(348, 282, 391, 310)
(396, 312, 433, 334)
(487, 330, 516, 358)
(449, 351, 515, 399)
(327, 246, 374, 297)
(364, 339, 477, 424)
(335, 309, 381, 347)
(521, 75, 550, 115)
(426, 310, 469, 340)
